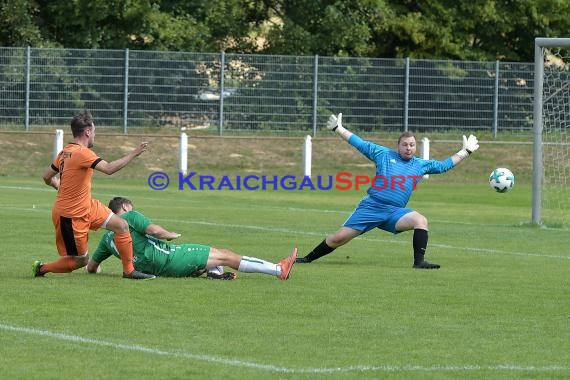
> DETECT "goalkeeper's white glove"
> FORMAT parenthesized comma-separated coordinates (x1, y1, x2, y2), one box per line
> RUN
(456, 134, 479, 159)
(326, 113, 342, 131)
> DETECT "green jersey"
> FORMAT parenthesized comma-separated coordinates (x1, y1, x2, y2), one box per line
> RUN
(92, 210, 210, 277)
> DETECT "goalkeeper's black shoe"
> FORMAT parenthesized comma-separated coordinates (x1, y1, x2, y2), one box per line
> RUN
(123, 270, 156, 280)
(413, 260, 441, 269)
(295, 256, 310, 263)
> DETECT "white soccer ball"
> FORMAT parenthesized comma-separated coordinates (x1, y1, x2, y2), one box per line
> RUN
(489, 167, 515, 193)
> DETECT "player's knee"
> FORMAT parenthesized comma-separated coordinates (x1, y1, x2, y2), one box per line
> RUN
(415, 214, 428, 229)
(115, 218, 130, 234)
(220, 248, 239, 261)
(327, 234, 350, 247)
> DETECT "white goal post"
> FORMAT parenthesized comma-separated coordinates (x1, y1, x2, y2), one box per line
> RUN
(533, 37, 570, 226)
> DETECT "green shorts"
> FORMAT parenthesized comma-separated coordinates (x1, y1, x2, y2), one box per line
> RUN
(156, 244, 211, 277)
(135, 244, 210, 277)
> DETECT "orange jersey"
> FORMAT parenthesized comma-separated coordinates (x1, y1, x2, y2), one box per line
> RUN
(51, 143, 102, 217)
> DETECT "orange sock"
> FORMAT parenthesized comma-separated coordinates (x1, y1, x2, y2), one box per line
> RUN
(114, 231, 135, 274)
(41, 256, 81, 274)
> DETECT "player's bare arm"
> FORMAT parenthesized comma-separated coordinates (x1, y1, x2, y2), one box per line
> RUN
(94, 141, 149, 175)
(42, 166, 60, 190)
(145, 224, 181, 241)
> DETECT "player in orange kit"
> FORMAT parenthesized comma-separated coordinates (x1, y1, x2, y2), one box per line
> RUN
(33, 110, 154, 279)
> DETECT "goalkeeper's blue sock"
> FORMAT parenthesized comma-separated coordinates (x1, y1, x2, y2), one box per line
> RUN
(413, 229, 428, 264)
(301, 240, 335, 262)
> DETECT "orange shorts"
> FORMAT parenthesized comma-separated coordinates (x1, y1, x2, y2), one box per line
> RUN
(52, 199, 113, 256)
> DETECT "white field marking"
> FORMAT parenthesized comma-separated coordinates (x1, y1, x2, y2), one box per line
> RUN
(0, 184, 134, 194)
(153, 218, 570, 260)
(1, 201, 563, 233)
(1, 184, 568, 228)
(0, 204, 567, 260)
(0, 206, 47, 212)
(3, 183, 566, 230)
(0, 202, 550, 233)
(0, 185, 198, 205)
(0, 185, 55, 192)
(1, 184, 567, 259)
(0, 323, 567, 374)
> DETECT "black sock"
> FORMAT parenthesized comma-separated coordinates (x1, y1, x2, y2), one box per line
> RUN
(304, 240, 336, 262)
(413, 229, 428, 264)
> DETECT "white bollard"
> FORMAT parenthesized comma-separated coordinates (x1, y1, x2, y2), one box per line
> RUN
(53, 129, 64, 159)
(179, 132, 188, 175)
(421, 137, 430, 179)
(303, 135, 312, 178)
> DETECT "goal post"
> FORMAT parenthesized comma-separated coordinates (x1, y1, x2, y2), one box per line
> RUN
(533, 37, 570, 227)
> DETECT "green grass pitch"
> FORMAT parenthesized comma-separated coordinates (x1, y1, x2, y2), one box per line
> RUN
(0, 176, 568, 379)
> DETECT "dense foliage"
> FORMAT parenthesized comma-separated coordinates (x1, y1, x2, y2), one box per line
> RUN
(2, 0, 569, 61)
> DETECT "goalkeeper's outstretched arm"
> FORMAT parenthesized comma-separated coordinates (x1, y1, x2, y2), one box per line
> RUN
(452, 134, 479, 165)
(327, 113, 353, 141)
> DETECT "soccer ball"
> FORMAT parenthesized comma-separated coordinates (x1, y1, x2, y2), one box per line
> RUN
(489, 168, 515, 193)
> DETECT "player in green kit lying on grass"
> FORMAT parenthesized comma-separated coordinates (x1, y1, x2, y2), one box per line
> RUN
(86, 197, 297, 280)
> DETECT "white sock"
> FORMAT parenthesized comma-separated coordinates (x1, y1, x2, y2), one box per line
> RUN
(238, 256, 280, 277)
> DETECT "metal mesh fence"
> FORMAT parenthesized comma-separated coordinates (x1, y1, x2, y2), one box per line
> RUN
(0, 47, 26, 126)
(0, 47, 534, 136)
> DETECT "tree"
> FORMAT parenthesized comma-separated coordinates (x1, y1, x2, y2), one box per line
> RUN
(261, 0, 391, 57)
(382, 0, 570, 61)
(259, 0, 570, 61)
(0, 0, 45, 47)
(32, 0, 208, 50)
(2, 0, 570, 62)
(170, 0, 271, 53)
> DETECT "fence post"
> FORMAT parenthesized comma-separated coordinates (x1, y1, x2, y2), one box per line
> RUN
(25, 46, 31, 132)
(179, 131, 188, 175)
(219, 51, 225, 136)
(421, 137, 430, 179)
(312, 55, 319, 137)
(492, 60, 499, 139)
(404, 57, 410, 132)
(123, 48, 130, 135)
(54, 129, 64, 159)
(303, 135, 312, 178)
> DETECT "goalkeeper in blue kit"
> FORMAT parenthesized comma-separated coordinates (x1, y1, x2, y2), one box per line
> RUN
(296, 113, 479, 269)
(87, 197, 297, 280)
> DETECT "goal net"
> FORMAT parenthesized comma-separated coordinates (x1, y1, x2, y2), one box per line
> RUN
(533, 38, 570, 227)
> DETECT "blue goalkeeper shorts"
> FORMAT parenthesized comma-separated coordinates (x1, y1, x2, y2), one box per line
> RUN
(342, 195, 413, 234)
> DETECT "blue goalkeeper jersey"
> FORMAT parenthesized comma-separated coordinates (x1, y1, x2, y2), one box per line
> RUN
(348, 134, 455, 207)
